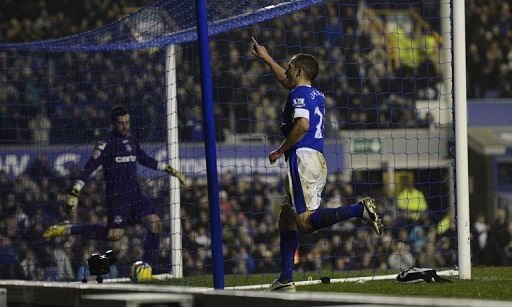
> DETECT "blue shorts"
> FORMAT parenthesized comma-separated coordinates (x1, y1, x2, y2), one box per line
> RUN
(106, 192, 155, 228)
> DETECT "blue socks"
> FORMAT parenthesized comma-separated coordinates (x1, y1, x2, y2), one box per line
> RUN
(277, 204, 363, 282)
(70, 224, 108, 240)
(309, 203, 363, 231)
(143, 232, 160, 266)
(278, 230, 298, 283)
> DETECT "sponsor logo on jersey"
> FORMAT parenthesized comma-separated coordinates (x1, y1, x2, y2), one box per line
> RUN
(293, 98, 305, 107)
(115, 155, 136, 163)
(113, 215, 123, 225)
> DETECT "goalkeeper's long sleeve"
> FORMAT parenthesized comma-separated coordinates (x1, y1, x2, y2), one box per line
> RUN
(135, 141, 159, 170)
(78, 140, 108, 183)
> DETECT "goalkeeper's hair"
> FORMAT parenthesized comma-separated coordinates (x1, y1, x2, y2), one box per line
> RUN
(291, 53, 319, 81)
(110, 104, 129, 122)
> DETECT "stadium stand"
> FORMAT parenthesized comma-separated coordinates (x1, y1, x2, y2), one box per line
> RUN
(0, 1, 446, 145)
(465, 0, 512, 98)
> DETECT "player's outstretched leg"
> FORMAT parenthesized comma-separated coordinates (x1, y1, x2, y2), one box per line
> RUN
(360, 197, 383, 236)
(141, 213, 162, 271)
(42, 222, 71, 240)
(142, 232, 160, 268)
(305, 197, 383, 236)
(43, 223, 109, 240)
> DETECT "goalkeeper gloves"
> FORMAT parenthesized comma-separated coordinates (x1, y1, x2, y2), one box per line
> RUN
(66, 180, 84, 209)
(166, 165, 187, 186)
(159, 163, 187, 185)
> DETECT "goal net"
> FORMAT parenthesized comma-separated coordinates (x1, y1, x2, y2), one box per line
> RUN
(0, 0, 462, 286)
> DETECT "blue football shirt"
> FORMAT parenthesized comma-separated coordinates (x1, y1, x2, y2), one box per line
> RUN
(280, 85, 325, 154)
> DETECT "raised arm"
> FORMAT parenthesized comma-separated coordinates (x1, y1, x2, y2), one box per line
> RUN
(251, 37, 292, 90)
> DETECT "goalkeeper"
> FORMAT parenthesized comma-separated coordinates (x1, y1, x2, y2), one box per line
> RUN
(43, 105, 186, 269)
(252, 37, 383, 292)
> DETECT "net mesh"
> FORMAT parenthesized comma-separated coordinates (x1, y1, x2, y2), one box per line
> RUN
(0, 0, 456, 285)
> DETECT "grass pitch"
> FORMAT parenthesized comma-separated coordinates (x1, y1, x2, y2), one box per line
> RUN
(151, 267, 512, 301)
(298, 267, 512, 301)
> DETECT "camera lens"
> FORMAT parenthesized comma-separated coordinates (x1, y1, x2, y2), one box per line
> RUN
(87, 253, 111, 276)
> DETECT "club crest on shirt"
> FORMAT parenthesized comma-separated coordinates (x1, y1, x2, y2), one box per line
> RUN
(125, 144, 133, 152)
(293, 98, 305, 107)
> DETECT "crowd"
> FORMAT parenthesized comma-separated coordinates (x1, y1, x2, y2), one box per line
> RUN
(0, 0, 511, 281)
(0, 0, 448, 146)
(0, 157, 462, 281)
(465, 0, 512, 98)
(9, 155, 512, 281)
(0, 1, 510, 145)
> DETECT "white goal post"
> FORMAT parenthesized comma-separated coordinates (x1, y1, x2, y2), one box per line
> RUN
(166, 44, 183, 279)
(451, 0, 471, 280)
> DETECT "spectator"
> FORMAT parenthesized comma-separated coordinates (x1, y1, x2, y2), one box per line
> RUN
(388, 241, 414, 270)
(52, 242, 75, 281)
(0, 235, 23, 279)
(486, 208, 510, 266)
(20, 250, 37, 280)
(504, 222, 512, 265)
(471, 212, 489, 265)
(416, 241, 445, 268)
(396, 178, 428, 222)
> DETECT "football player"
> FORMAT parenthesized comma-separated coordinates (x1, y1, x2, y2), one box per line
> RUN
(43, 105, 186, 270)
(252, 37, 383, 292)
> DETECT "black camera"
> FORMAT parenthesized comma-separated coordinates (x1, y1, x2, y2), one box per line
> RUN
(85, 250, 117, 283)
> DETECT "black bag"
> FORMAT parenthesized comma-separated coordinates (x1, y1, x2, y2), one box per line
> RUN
(396, 267, 452, 284)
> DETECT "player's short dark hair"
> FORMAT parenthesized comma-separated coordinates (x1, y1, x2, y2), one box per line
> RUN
(292, 53, 319, 81)
(110, 105, 129, 123)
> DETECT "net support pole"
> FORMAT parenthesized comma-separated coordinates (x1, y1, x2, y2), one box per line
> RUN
(195, 0, 224, 289)
(452, 0, 471, 279)
(165, 44, 183, 278)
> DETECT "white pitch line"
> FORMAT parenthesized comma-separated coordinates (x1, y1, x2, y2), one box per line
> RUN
(224, 269, 459, 290)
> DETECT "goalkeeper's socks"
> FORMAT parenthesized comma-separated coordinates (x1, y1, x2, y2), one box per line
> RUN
(278, 230, 298, 283)
(310, 203, 363, 230)
(143, 232, 160, 266)
(70, 224, 108, 240)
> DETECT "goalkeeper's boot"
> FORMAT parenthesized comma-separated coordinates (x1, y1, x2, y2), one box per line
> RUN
(268, 279, 296, 292)
(360, 197, 383, 236)
(43, 222, 71, 240)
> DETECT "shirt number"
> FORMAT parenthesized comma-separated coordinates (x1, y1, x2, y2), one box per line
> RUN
(314, 106, 324, 139)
